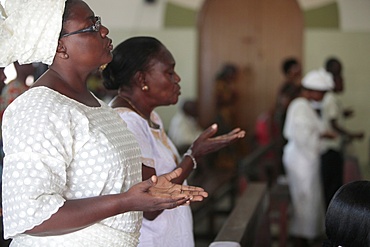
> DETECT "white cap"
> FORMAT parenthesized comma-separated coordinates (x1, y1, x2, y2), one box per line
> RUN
(302, 68, 334, 91)
(0, 0, 66, 67)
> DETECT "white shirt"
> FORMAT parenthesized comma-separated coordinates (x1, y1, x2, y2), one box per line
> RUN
(321, 91, 342, 152)
(2, 87, 143, 246)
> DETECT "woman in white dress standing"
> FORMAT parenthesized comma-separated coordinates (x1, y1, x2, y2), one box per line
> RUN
(283, 69, 335, 247)
(0, 1, 208, 246)
(102, 36, 246, 247)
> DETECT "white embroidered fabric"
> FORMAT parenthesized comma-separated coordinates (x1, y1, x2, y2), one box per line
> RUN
(2, 87, 143, 245)
(0, 0, 65, 66)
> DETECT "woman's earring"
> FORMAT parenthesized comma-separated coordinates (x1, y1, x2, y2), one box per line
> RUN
(99, 63, 107, 72)
(142, 85, 149, 91)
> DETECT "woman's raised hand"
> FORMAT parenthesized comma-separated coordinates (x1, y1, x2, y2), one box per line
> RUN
(191, 124, 246, 158)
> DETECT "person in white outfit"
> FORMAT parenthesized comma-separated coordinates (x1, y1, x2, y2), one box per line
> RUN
(283, 69, 335, 247)
(101, 36, 246, 247)
(168, 99, 203, 155)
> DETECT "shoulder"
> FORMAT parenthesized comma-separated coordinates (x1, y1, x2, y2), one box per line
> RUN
(6, 87, 81, 113)
(151, 110, 164, 126)
(286, 98, 312, 117)
(114, 107, 142, 122)
(324, 91, 334, 99)
(289, 97, 307, 108)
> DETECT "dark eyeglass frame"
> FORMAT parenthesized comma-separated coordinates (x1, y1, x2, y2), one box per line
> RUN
(61, 16, 101, 38)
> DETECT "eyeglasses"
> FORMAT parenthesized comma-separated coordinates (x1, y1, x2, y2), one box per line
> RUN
(61, 16, 101, 38)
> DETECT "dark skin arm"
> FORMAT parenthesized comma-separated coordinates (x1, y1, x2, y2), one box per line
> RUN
(143, 124, 245, 220)
(142, 165, 164, 221)
(173, 124, 245, 183)
(26, 168, 207, 236)
(330, 119, 364, 141)
(342, 108, 354, 118)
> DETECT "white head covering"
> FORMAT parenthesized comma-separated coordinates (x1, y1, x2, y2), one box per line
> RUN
(302, 68, 334, 91)
(0, 0, 66, 67)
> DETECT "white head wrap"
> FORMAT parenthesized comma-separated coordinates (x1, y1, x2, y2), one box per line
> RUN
(0, 0, 66, 67)
(302, 68, 334, 91)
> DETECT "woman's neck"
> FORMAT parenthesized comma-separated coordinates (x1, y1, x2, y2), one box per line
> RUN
(33, 68, 100, 107)
(116, 95, 159, 129)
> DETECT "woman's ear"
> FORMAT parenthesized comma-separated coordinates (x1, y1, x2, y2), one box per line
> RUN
(56, 40, 69, 59)
(134, 71, 147, 89)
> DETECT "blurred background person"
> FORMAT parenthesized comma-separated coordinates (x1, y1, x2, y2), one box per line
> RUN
(283, 69, 335, 247)
(0, 67, 6, 93)
(273, 58, 303, 177)
(0, 61, 34, 119)
(168, 99, 203, 155)
(274, 57, 302, 136)
(214, 63, 239, 135)
(321, 57, 364, 208)
(209, 63, 241, 170)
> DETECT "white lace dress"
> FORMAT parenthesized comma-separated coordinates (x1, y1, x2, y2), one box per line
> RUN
(2, 87, 143, 246)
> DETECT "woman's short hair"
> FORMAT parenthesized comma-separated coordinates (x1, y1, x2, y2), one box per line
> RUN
(102, 36, 163, 90)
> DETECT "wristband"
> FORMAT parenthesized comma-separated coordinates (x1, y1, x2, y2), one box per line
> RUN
(183, 148, 197, 169)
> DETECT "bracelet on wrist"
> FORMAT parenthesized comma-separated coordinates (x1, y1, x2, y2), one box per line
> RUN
(183, 148, 197, 169)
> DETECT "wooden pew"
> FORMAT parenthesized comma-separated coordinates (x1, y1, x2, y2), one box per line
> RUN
(209, 182, 269, 247)
(190, 168, 238, 239)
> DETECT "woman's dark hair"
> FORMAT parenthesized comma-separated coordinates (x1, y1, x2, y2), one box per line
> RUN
(325, 180, 370, 247)
(281, 58, 298, 75)
(325, 57, 340, 72)
(102, 36, 164, 90)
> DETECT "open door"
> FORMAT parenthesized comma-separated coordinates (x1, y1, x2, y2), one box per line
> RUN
(197, 0, 303, 132)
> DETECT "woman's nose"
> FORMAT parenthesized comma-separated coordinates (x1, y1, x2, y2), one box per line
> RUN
(174, 72, 181, 83)
(100, 25, 109, 37)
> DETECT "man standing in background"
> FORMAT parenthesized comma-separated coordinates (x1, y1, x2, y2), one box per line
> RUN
(321, 57, 364, 208)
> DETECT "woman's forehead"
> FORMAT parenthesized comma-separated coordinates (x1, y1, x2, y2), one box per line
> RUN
(156, 48, 175, 64)
(66, 0, 94, 20)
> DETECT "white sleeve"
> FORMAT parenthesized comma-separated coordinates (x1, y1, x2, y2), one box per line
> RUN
(284, 100, 321, 154)
(1, 95, 77, 239)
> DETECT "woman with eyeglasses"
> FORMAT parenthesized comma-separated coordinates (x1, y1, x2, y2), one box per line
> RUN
(102, 36, 246, 247)
(0, 0, 208, 246)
